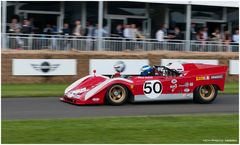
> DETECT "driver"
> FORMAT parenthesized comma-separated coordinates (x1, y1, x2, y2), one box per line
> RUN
(140, 65, 154, 76)
(165, 62, 184, 73)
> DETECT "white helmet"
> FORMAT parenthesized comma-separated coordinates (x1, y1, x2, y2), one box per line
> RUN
(165, 62, 184, 73)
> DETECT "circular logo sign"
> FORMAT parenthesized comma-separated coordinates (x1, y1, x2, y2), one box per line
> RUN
(41, 61, 51, 73)
(113, 61, 126, 72)
(143, 80, 162, 99)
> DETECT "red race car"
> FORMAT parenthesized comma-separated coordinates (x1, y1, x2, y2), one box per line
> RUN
(60, 62, 227, 105)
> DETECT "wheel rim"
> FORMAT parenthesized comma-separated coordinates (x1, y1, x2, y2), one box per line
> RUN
(109, 85, 126, 103)
(199, 85, 215, 101)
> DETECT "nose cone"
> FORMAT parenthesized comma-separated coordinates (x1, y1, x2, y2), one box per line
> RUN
(65, 75, 108, 94)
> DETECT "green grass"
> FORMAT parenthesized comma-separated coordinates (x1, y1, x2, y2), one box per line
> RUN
(1, 82, 238, 98)
(2, 114, 239, 144)
(1, 83, 68, 97)
(222, 82, 239, 94)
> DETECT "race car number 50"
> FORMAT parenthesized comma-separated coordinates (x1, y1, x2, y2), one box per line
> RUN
(143, 80, 162, 99)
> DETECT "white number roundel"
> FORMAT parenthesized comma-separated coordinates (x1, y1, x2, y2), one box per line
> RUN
(143, 80, 162, 99)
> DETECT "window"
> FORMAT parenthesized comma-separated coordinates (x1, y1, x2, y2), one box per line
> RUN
(169, 5, 186, 31)
(192, 6, 223, 20)
(19, 1, 60, 11)
(107, 2, 146, 16)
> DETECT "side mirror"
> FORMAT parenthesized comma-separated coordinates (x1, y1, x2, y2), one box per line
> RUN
(93, 69, 96, 76)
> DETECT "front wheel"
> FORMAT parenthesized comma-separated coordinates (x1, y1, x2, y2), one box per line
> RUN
(106, 84, 128, 105)
(193, 84, 218, 104)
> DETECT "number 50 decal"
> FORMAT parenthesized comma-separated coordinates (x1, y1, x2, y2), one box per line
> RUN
(143, 80, 162, 99)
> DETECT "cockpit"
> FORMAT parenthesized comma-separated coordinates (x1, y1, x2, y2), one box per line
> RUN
(140, 62, 184, 77)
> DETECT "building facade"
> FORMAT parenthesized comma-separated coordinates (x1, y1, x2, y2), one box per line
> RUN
(3, 1, 239, 40)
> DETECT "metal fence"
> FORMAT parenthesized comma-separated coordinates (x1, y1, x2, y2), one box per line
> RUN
(1, 33, 239, 52)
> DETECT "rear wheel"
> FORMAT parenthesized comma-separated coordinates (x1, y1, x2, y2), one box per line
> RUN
(193, 84, 218, 104)
(106, 84, 128, 105)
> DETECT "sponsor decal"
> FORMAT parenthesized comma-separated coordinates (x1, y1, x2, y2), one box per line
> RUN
(143, 80, 162, 99)
(78, 87, 88, 93)
(196, 76, 210, 81)
(137, 76, 154, 79)
(183, 93, 192, 97)
(179, 82, 189, 87)
(211, 75, 223, 79)
(92, 98, 100, 102)
(31, 61, 60, 73)
(171, 79, 177, 84)
(184, 88, 190, 93)
(170, 84, 177, 89)
(170, 84, 177, 92)
(189, 82, 194, 86)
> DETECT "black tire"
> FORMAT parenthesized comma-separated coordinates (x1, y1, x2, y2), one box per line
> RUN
(106, 84, 128, 105)
(193, 84, 218, 104)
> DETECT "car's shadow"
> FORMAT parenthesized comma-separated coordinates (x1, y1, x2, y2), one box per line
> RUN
(129, 100, 195, 105)
(60, 99, 200, 107)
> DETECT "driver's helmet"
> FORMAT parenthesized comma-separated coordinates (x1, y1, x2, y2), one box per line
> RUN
(140, 65, 153, 76)
(165, 62, 184, 73)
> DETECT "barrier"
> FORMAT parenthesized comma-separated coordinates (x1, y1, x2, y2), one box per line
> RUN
(2, 33, 239, 52)
(2, 50, 238, 84)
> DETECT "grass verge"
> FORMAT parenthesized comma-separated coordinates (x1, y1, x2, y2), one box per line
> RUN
(1, 83, 68, 97)
(2, 114, 239, 144)
(221, 82, 239, 94)
(1, 82, 238, 98)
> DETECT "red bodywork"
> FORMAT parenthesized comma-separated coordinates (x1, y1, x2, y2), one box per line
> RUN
(60, 63, 227, 105)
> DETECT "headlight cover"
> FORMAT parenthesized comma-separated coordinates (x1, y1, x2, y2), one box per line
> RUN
(66, 87, 88, 99)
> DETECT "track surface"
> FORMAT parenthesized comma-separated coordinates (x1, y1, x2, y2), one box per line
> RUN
(2, 94, 239, 120)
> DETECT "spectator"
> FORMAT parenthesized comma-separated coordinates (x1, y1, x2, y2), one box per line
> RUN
(21, 19, 32, 34)
(123, 25, 131, 39)
(85, 21, 95, 51)
(136, 26, 145, 40)
(202, 27, 208, 41)
(223, 30, 231, 45)
(232, 29, 239, 43)
(52, 25, 59, 34)
(29, 17, 38, 33)
(15, 28, 24, 50)
(62, 23, 71, 35)
(29, 17, 35, 28)
(113, 24, 123, 37)
(85, 21, 95, 37)
(191, 23, 197, 40)
(172, 27, 183, 40)
(43, 24, 53, 34)
(156, 26, 165, 42)
(196, 29, 205, 41)
(211, 28, 221, 42)
(94, 24, 108, 37)
(9, 18, 21, 33)
(130, 24, 137, 40)
(103, 25, 109, 37)
(162, 24, 168, 36)
(72, 20, 84, 36)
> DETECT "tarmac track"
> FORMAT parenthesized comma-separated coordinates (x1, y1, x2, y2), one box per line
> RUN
(2, 94, 239, 120)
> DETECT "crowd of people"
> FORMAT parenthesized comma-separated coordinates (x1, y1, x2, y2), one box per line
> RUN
(7, 17, 239, 45)
(155, 23, 239, 44)
(8, 17, 145, 39)
(155, 24, 184, 42)
(190, 23, 239, 44)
